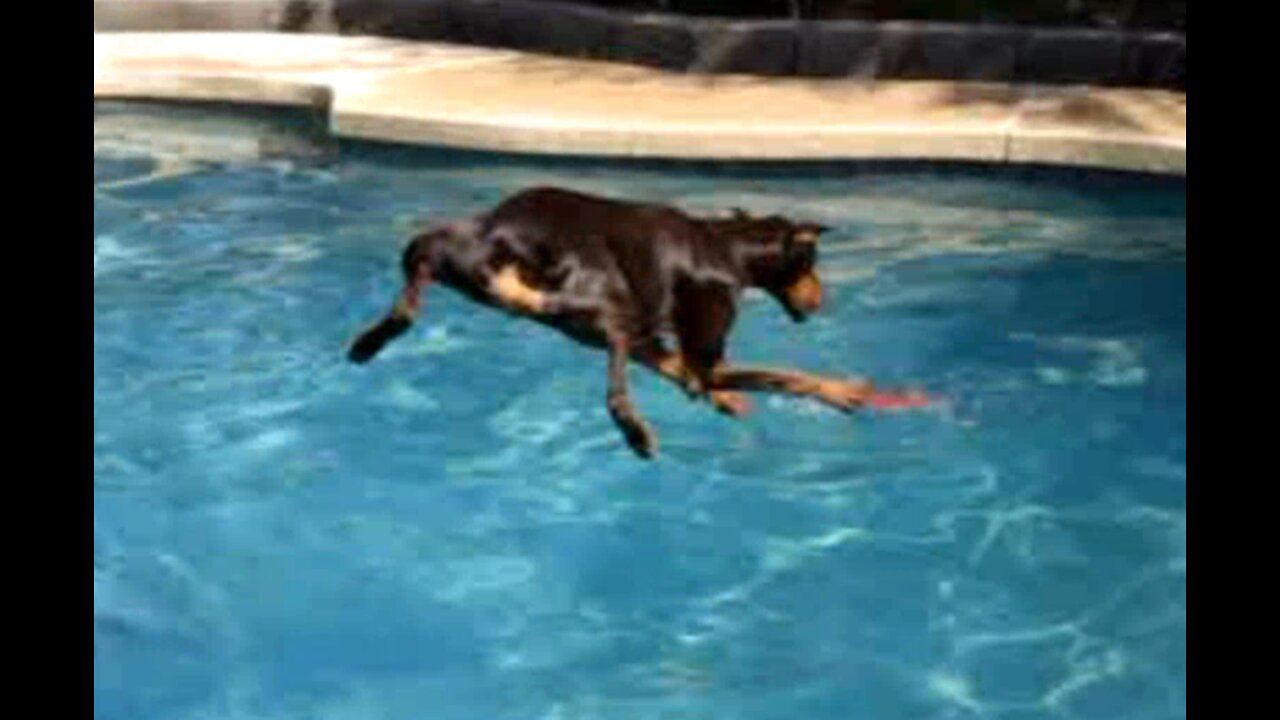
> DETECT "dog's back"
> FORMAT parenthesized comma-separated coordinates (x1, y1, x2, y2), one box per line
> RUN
(483, 186, 705, 261)
(481, 187, 726, 334)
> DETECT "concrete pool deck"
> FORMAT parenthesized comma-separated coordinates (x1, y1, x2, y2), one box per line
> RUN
(94, 32, 1186, 175)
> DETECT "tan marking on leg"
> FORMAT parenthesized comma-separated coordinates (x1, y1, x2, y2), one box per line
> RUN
(655, 352, 703, 395)
(812, 377, 875, 409)
(392, 292, 419, 320)
(639, 351, 751, 416)
(705, 360, 751, 416)
(654, 353, 686, 378)
(709, 390, 753, 417)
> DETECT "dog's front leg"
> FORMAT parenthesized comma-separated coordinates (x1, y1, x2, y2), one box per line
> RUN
(606, 332, 659, 459)
(635, 342, 752, 418)
(709, 365, 875, 412)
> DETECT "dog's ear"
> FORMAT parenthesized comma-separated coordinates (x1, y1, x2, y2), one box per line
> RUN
(793, 222, 831, 244)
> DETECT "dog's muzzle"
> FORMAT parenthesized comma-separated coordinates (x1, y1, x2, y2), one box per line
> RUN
(784, 272, 823, 320)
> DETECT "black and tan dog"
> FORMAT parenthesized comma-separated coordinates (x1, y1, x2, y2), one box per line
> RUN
(349, 186, 875, 458)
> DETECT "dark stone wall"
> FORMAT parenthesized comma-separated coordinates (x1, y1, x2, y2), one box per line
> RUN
(93, 0, 1186, 90)
(570, 2, 1185, 30)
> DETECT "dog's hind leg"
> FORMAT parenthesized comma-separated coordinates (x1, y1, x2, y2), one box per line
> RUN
(487, 264, 550, 315)
(606, 331, 659, 458)
(348, 258, 432, 364)
(486, 263, 605, 321)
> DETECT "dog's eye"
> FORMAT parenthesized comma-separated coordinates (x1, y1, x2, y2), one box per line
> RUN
(787, 239, 815, 265)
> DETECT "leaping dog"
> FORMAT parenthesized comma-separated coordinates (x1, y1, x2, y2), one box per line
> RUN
(349, 186, 884, 458)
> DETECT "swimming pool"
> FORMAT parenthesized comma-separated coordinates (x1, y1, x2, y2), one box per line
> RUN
(94, 102, 1186, 719)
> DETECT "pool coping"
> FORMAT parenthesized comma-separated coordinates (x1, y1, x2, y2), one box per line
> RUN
(94, 32, 1186, 176)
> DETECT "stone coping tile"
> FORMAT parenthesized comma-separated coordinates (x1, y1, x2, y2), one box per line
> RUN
(94, 32, 1185, 175)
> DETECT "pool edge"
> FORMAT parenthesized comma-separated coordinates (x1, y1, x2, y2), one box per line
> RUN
(94, 32, 1186, 177)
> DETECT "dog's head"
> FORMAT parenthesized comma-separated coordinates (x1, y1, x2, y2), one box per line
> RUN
(721, 212, 831, 322)
(769, 219, 830, 322)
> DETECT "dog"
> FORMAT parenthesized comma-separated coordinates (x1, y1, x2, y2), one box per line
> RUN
(348, 186, 876, 458)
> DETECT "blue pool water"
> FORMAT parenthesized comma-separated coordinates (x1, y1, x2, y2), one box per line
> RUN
(94, 104, 1185, 719)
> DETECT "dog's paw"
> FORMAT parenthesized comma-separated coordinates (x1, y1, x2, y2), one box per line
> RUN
(609, 397, 659, 459)
(711, 391, 753, 418)
(816, 378, 875, 412)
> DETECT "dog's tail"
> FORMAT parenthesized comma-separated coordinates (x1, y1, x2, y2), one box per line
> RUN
(348, 241, 432, 364)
